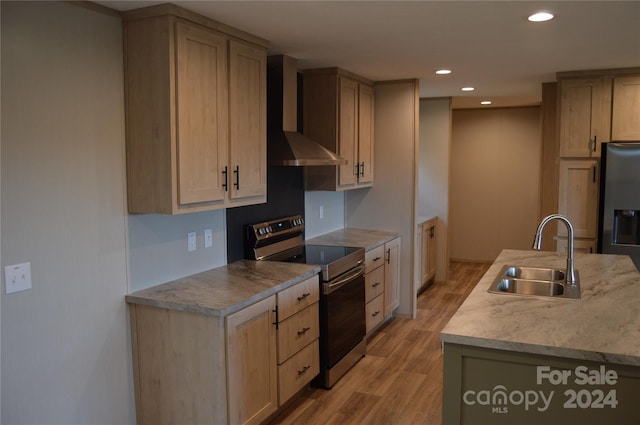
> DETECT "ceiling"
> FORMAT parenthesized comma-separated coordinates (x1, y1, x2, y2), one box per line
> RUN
(99, 0, 640, 108)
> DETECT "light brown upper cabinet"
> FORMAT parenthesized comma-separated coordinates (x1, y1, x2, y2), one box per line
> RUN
(123, 5, 268, 214)
(612, 75, 640, 141)
(303, 68, 374, 191)
(558, 78, 609, 158)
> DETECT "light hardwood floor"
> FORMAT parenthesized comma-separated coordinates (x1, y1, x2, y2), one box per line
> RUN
(270, 261, 491, 425)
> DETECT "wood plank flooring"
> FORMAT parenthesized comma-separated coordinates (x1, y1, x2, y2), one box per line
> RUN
(270, 261, 491, 425)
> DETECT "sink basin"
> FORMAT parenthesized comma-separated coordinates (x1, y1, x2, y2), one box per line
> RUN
(503, 266, 565, 281)
(487, 265, 581, 300)
(493, 278, 564, 296)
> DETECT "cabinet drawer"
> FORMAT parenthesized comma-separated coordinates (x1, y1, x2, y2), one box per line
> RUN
(365, 245, 385, 273)
(366, 293, 385, 334)
(365, 266, 384, 303)
(277, 275, 319, 321)
(278, 339, 319, 404)
(277, 303, 319, 364)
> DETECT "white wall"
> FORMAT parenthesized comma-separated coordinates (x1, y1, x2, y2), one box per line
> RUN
(1, 2, 135, 423)
(346, 80, 419, 318)
(419, 98, 451, 283)
(450, 107, 541, 262)
(304, 191, 345, 239)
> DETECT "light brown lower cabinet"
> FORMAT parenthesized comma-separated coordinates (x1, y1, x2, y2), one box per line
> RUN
(128, 275, 319, 425)
(363, 236, 401, 335)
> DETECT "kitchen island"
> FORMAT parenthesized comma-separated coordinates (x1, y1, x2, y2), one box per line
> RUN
(441, 249, 640, 424)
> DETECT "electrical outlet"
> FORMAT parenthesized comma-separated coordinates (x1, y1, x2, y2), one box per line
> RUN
(5, 262, 32, 294)
(188, 232, 197, 252)
(204, 229, 213, 248)
(319, 205, 324, 219)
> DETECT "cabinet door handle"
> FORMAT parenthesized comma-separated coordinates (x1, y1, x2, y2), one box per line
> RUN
(372, 310, 380, 317)
(360, 162, 365, 177)
(222, 166, 228, 191)
(371, 281, 381, 288)
(297, 292, 310, 302)
(355, 162, 360, 177)
(233, 166, 240, 190)
(386, 248, 391, 264)
(592, 135, 597, 152)
(272, 307, 279, 330)
(297, 365, 311, 376)
(297, 326, 311, 336)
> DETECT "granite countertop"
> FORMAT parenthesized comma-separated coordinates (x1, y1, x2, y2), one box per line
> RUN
(306, 228, 400, 251)
(441, 249, 640, 366)
(126, 227, 398, 317)
(125, 260, 320, 317)
(417, 216, 437, 226)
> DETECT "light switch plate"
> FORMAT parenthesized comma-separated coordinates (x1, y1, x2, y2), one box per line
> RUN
(5, 262, 32, 294)
(204, 229, 213, 248)
(188, 232, 197, 252)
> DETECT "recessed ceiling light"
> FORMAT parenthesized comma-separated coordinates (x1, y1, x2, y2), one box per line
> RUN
(481, 101, 492, 105)
(435, 69, 452, 75)
(461, 87, 475, 92)
(528, 12, 554, 22)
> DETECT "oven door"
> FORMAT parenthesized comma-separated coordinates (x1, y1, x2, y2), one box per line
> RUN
(320, 264, 366, 368)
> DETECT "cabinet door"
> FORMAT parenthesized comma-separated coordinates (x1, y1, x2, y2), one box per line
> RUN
(357, 83, 374, 184)
(559, 78, 605, 158)
(422, 221, 436, 284)
(612, 75, 640, 140)
(229, 40, 267, 202)
(338, 76, 359, 187)
(384, 237, 401, 316)
(558, 160, 599, 239)
(556, 237, 596, 254)
(175, 22, 229, 205)
(226, 296, 277, 425)
(427, 222, 437, 281)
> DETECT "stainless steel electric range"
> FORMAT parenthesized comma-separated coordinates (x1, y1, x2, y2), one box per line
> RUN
(247, 215, 366, 388)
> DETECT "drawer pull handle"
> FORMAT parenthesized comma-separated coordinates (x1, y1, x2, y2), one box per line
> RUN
(372, 311, 380, 317)
(297, 365, 311, 376)
(297, 292, 310, 302)
(373, 256, 382, 262)
(297, 327, 311, 336)
(371, 281, 381, 288)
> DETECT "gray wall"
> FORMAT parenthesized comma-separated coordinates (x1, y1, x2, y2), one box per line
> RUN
(1, 2, 134, 423)
(419, 98, 451, 284)
(304, 191, 345, 239)
(1, 2, 233, 423)
(346, 81, 419, 318)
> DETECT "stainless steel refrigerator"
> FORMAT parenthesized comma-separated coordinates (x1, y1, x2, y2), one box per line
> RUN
(598, 142, 640, 270)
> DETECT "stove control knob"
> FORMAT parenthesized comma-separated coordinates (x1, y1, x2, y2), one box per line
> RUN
(267, 226, 272, 233)
(257, 227, 264, 235)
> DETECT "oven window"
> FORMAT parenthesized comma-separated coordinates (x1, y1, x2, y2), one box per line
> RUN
(321, 274, 366, 368)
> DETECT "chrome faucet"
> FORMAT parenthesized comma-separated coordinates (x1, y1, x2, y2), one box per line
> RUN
(532, 214, 577, 285)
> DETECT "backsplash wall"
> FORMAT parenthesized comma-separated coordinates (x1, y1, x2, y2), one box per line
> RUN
(226, 166, 305, 262)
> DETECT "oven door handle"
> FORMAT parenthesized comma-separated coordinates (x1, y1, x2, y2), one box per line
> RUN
(325, 263, 365, 294)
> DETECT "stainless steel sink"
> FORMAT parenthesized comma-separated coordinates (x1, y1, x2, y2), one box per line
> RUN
(503, 266, 565, 281)
(488, 265, 581, 300)
(494, 278, 565, 296)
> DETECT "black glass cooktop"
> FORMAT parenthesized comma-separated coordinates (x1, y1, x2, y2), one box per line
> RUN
(267, 244, 361, 266)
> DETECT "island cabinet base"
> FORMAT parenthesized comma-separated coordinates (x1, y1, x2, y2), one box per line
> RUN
(442, 343, 640, 425)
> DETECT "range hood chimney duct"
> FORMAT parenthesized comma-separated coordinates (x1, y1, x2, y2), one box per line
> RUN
(267, 55, 346, 166)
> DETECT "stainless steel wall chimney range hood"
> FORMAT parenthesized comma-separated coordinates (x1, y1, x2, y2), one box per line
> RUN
(267, 55, 346, 166)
